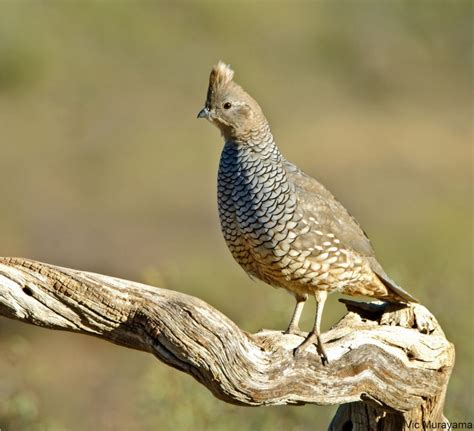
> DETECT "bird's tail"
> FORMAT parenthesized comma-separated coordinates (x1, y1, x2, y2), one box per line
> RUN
(375, 271, 419, 304)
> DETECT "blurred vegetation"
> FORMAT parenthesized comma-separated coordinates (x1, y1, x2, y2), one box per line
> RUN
(0, 1, 472, 430)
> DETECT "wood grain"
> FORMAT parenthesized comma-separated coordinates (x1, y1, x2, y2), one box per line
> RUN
(0, 257, 454, 430)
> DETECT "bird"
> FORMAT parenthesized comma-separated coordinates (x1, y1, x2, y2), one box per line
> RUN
(197, 61, 418, 363)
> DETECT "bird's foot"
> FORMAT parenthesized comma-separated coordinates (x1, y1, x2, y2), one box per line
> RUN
(283, 324, 307, 338)
(293, 333, 329, 365)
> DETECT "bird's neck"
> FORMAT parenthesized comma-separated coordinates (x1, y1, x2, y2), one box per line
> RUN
(228, 122, 282, 163)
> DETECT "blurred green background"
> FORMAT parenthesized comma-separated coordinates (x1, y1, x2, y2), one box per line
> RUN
(0, 1, 472, 430)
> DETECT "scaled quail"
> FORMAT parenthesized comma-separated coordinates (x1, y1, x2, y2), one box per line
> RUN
(197, 62, 418, 363)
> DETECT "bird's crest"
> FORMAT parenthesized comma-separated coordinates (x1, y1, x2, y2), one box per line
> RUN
(209, 61, 234, 95)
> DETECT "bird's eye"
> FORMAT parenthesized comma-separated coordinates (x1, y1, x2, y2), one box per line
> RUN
(223, 102, 232, 110)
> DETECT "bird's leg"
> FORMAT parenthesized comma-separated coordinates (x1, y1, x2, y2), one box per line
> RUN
(294, 290, 329, 364)
(284, 294, 307, 336)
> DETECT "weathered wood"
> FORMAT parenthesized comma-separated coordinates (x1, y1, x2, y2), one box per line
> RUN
(0, 257, 454, 429)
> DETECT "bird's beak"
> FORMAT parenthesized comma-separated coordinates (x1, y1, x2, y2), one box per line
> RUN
(197, 107, 210, 119)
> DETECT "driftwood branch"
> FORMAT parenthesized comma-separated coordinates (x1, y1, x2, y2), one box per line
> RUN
(0, 257, 454, 430)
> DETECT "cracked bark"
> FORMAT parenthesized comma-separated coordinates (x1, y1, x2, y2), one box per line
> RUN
(0, 257, 454, 430)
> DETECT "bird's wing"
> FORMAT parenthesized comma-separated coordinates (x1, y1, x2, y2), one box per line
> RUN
(284, 160, 375, 257)
(284, 160, 419, 303)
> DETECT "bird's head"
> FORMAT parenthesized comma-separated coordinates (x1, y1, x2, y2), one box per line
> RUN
(197, 61, 267, 140)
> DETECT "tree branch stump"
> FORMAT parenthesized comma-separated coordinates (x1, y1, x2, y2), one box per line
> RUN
(0, 257, 454, 430)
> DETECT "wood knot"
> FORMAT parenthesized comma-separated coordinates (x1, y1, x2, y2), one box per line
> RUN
(23, 286, 33, 296)
(341, 420, 353, 431)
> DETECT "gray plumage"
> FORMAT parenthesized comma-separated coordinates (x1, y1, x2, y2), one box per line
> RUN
(198, 62, 417, 362)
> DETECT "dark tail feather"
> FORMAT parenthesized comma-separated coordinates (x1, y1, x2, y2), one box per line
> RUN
(376, 271, 419, 304)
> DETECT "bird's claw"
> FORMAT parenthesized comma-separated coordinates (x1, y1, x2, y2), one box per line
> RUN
(293, 333, 329, 365)
(283, 326, 307, 338)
